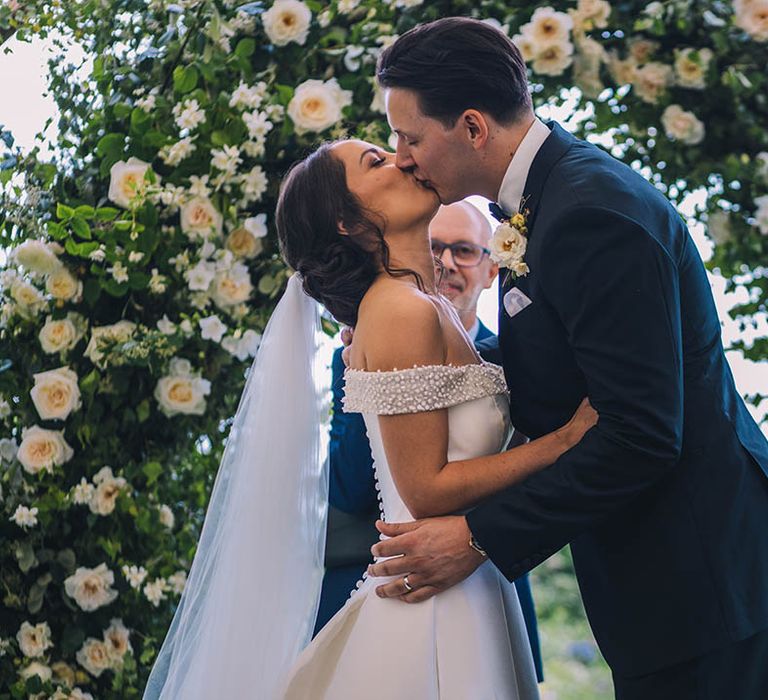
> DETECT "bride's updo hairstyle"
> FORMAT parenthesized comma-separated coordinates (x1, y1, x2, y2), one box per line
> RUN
(277, 143, 423, 326)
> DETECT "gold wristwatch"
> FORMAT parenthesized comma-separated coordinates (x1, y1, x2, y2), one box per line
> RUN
(468, 532, 488, 558)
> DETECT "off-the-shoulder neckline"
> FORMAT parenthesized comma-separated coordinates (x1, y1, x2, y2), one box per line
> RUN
(344, 361, 502, 376)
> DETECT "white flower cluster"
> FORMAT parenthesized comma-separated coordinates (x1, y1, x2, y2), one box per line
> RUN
(513, 7, 575, 76)
(76, 618, 132, 678)
(70, 466, 128, 516)
(10, 504, 39, 528)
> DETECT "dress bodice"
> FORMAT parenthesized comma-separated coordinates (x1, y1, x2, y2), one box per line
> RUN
(343, 363, 512, 522)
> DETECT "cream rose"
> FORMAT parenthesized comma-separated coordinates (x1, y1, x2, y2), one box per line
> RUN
(628, 38, 658, 64)
(46, 266, 82, 302)
(532, 41, 574, 76)
(180, 196, 223, 240)
(512, 33, 537, 62)
(210, 265, 253, 309)
(19, 661, 52, 682)
(262, 0, 312, 46)
(10, 278, 47, 316)
(89, 467, 128, 516)
(570, 0, 611, 30)
(607, 52, 637, 85)
(51, 661, 77, 688)
(674, 47, 713, 89)
(108, 157, 156, 209)
(489, 223, 528, 268)
(522, 6, 573, 46)
(84, 321, 137, 368)
(17, 425, 74, 475)
(16, 621, 53, 658)
(633, 61, 673, 104)
(30, 366, 82, 421)
(39, 313, 86, 354)
(13, 239, 62, 275)
(76, 638, 111, 677)
(64, 563, 118, 612)
(287, 78, 352, 135)
(661, 105, 705, 145)
(225, 227, 263, 259)
(103, 618, 132, 665)
(154, 358, 211, 417)
(735, 0, 768, 42)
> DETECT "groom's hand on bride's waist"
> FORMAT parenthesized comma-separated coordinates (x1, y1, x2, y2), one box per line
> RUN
(367, 515, 486, 603)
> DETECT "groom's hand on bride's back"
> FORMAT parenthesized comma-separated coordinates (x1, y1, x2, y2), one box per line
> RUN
(367, 515, 485, 603)
(340, 326, 354, 367)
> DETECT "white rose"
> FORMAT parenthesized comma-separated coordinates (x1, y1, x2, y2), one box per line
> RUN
(570, 0, 611, 30)
(103, 619, 132, 665)
(180, 197, 223, 240)
(661, 105, 705, 145)
(0, 437, 17, 462)
(633, 61, 673, 104)
(734, 0, 768, 42)
(154, 361, 211, 417)
(84, 321, 136, 368)
(30, 366, 82, 421)
(522, 7, 573, 46)
(12, 240, 62, 275)
(10, 278, 46, 316)
(226, 227, 263, 259)
(16, 621, 53, 659)
(707, 210, 732, 245)
(755, 194, 768, 235)
(19, 661, 52, 683)
(46, 266, 82, 302)
(158, 504, 175, 529)
(17, 425, 74, 475)
(489, 223, 528, 267)
(674, 47, 713, 89)
(64, 563, 118, 612)
(76, 638, 111, 677)
(39, 313, 86, 354)
(288, 78, 352, 135)
(108, 157, 156, 209)
(512, 33, 538, 62)
(532, 40, 574, 76)
(607, 51, 637, 85)
(51, 660, 77, 688)
(210, 266, 253, 309)
(88, 467, 127, 516)
(262, 0, 312, 46)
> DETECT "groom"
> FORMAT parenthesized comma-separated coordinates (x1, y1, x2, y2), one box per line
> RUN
(366, 17, 768, 699)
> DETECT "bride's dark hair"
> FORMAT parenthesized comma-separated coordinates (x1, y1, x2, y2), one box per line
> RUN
(276, 142, 425, 326)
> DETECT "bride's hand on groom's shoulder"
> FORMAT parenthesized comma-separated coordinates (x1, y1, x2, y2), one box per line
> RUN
(367, 516, 485, 603)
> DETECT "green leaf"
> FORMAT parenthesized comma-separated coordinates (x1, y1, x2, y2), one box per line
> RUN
(15, 541, 37, 573)
(96, 132, 126, 158)
(173, 64, 199, 94)
(96, 206, 120, 221)
(82, 277, 101, 307)
(75, 204, 96, 218)
(131, 107, 152, 134)
(56, 203, 75, 220)
(136, 399, 151, 423)
(70, 216, 92, 239)
(235, 37, 256, 58)
(61, 625, 86, 655)
(143, 461, 163, 486)
(57, 548, 77, 573)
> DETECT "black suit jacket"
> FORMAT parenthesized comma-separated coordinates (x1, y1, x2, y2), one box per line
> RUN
(466, 123, 768, 677)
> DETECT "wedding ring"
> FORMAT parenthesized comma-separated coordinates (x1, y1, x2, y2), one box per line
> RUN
(402, 575, 414, 592)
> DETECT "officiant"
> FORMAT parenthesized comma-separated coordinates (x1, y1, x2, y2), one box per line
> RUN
(314, 200, 544, 682)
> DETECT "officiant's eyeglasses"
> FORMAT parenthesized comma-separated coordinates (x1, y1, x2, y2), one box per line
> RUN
(431, 241, 491, 268)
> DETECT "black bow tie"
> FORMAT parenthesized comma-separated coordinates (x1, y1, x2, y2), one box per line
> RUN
(488, 202, 510, 222)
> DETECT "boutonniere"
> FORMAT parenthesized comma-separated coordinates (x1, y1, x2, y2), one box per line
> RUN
(489, 199, 531, 285)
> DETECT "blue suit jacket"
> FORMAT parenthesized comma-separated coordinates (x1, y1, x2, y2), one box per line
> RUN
(467, 123, 768, 677)
(316, 321, 544, 681)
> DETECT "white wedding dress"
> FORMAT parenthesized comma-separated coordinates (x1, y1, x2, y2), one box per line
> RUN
(281, 362, 540, 700)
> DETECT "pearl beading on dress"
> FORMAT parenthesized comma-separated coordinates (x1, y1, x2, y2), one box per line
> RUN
(342, 362, 509, 415)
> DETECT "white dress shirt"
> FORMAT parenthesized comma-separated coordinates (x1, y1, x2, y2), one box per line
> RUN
(468, 318, 480, 343)
(496, 118, 551, 215)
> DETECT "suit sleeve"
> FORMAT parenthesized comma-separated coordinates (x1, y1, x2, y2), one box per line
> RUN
(328, 348, 378, 514)
(466, 207, 684, 580)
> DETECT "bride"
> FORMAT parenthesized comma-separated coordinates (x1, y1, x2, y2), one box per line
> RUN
(143, 140, 597, 699)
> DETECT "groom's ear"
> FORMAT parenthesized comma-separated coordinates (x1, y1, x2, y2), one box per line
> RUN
(460, 110, 490, 150)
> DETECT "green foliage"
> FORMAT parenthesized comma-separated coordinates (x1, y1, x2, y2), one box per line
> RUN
(0, 0, 766, 696)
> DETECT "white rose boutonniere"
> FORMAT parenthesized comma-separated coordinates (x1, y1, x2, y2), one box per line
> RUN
(489, 204, 531, 283)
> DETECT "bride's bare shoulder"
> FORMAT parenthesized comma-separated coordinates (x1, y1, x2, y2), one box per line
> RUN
(352, 281, 446, 371)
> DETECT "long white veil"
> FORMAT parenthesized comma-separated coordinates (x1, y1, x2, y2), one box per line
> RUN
(143, 273, 329, 699)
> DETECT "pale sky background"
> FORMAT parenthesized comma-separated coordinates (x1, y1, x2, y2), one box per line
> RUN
(1, 35, 766, 429)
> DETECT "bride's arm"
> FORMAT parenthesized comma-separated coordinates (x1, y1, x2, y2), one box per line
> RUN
(358, 291, 597, 520)
(379, 400, 596, 519)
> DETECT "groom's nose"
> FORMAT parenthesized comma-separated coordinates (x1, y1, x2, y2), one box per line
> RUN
(395, 140, 416, 171)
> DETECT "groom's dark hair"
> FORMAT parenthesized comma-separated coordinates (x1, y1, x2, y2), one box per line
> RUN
(377, 17, 531, 127)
